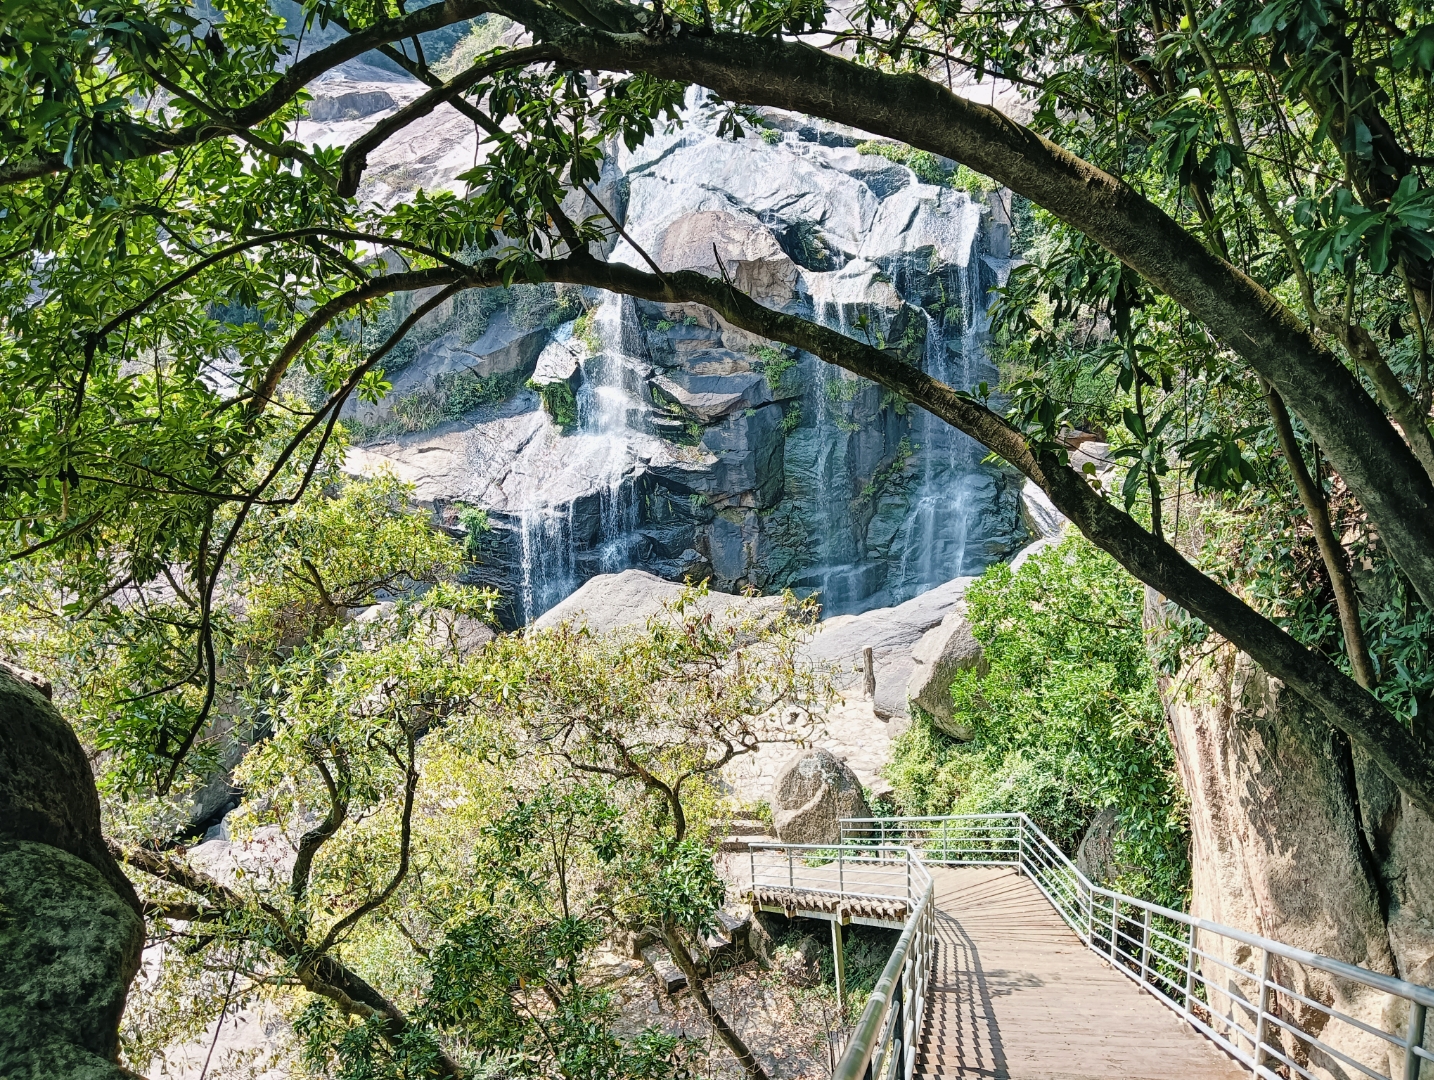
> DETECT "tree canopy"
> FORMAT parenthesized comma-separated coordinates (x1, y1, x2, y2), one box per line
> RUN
(2, 0, 1433, 836)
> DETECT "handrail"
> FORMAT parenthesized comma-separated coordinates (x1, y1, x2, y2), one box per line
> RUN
(839, 814, 1434, 1080)
(833, 880, 934, 1080)
(743, 840, 934, 1080)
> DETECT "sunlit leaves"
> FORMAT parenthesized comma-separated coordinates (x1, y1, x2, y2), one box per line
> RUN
(1296, 176, 1434, 276)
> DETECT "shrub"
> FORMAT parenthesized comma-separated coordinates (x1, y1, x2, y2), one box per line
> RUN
(854, 140, 947, 186)
(885, 533, 1190, 906)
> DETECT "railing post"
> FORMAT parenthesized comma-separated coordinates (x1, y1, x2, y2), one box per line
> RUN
(788, 847, 794, 890)
(1404, 1001, 1427, 1080)
(1078, 877, 1089, 946)
(1251, 949, 1272, 1076)
(1140, 907, 1152, 986)
(839, 845, 845, 897)
(1109, 894, 1120, 961)
(749, 847, 755, 898)
(1183, 923, 1197, 1020)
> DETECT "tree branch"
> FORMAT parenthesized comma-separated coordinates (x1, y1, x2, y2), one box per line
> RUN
(502, 251, 1434, 817)
(337, 44, 563, 196)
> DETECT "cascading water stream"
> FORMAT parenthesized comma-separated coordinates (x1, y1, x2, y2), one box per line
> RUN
(514, 294, 652, 623)
(800, 186, 998, 609)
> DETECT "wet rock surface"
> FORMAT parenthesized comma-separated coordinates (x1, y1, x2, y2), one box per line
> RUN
(336, 91, 1028, 627)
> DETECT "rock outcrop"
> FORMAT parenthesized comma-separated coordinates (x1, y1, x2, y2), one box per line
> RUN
(906, 608, 986, 735)
(531, 568, 785, 635)
(1152, 622, 1430, 1080)
(336, 89, 1028, 626)
(771, 748, 871, 844)
(0, 666, 143, 1079)
(800, 575, 975, 723)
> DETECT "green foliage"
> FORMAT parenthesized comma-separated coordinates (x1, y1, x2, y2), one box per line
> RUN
(572, 308, 602, 352)
(1296, 175, 1434, 277)
(432, 14, 515, 80)
(530, 377, 580, 431)
(347, 368, 531, 443)
(854, 140, 947, 185)
(0, 470, 462, 801)
(952, 164, 999, 196)
(104, 582, 823, 1075)
(823, 372, 863, 405)
(230, 471, 461, 649)
(454, 504, 490, 558)
(751, 343, 798, 389)
(886, 534, 1189, 906)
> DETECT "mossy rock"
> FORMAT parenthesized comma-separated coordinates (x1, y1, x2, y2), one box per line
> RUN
(0, 840, 144, 1078)
(0, 668, 144, 1077)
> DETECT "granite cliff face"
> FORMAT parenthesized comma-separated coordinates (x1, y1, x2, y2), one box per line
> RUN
(1151, 606, 1434, 1080)
(327, 81, 1027, 625)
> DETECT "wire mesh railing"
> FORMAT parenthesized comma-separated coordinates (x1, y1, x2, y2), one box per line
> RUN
(840, 814, 1434, 1080)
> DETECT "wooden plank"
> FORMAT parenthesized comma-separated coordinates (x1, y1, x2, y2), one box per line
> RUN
(916, 867, 1248, 1080)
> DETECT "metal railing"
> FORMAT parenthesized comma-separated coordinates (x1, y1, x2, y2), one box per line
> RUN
(748, 842, 924, 914)
(743, 842, 934, 1080)
(841, 814, 1434, 1080)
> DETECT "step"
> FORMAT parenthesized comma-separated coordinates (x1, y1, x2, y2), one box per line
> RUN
(721, 818, 772, 836)
(640, 943, 688, 995)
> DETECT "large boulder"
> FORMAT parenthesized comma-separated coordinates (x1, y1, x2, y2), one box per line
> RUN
(306, 84, 397, 122)
(1019, 478, 1065, 539)
(531, 569, 785, 634)
(1152, 621, 1411, 1079)
(771, 748, 870, 845)
(655, 210, 799, 308)
(800, 576, 974, 722)
(906, 609, 987, 735)
(343, 309, 551, 426)
(0, 665, 143, 1079)
(650, 368, 772, 423)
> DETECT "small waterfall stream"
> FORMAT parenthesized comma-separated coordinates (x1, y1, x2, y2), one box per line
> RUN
(792, 186, 1002, 611)
(890, 257, 994, 600)
(514, 295, 652, 623)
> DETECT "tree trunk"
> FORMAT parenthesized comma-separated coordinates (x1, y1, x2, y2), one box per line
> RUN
(661, 924, 770, 1080)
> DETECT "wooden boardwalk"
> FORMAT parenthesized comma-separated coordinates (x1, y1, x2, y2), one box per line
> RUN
(919, 867, 1247, 1080)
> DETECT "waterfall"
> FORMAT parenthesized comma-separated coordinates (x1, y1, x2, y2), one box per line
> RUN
(518, 505, 576, 624)
(888, 236, 999, 602)
(794, 187, 1002, 611)
(513, 294, 653, 624)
